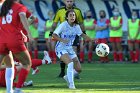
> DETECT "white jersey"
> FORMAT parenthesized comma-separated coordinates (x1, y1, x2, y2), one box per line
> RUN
(53, 21, 82, 51)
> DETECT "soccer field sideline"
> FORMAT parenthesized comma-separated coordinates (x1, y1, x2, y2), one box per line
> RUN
(0, 62, 140, 93)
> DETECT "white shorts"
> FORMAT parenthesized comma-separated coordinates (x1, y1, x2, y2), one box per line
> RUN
(56, 48, 77, 59)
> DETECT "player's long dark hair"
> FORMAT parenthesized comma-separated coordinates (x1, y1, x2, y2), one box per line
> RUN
(65, 9, 78, 24)
(0, 0, 15, 17)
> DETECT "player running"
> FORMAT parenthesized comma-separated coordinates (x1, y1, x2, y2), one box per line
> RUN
(50, 0, 85, 78)
(0, 0, 32, 92)
(52, 10, 90, 89)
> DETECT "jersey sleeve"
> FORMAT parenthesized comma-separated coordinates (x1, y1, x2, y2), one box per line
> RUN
(76, 25, 83, 36)
(77, 9, 84, 23)
(26, 10, 32, 18)
(53, 22, 65, 35)
(94, 20, 97, 24)
(106, 19, 110, 25)
(53, 10, 60, 23)
(17, 5, 27, 14)
(120, 18, 122, 24)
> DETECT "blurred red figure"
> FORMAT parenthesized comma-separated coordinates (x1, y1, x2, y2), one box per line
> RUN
(127, 10, 140, 63)
(0, 0, 32, 93)
(109, 8, 123, 62)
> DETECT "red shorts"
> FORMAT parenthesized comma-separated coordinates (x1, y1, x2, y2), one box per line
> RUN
(128, 40, 140, 44)
(0, 32, 26, 54)
(110, 37, 122, 43)
(96, 38, 108, 44)
(0, 67, 17, 87)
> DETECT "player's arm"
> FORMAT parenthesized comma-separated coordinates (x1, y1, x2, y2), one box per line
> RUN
(50, 22, 58, 36)
(19, 12, 32, 40)
(96, 19, 109, 31)
(77, 9, 86, 34)
(50, 10, 60, 36)
(134, 21, 140, 39)
(85, 20, 96, 30)
(52, 23, 68, 43)
(111, 18, 122, 30)
(77, 25, 91, 41)
(127, 21, 131, 39)
(95, 25, 108, 31)
(0, 65, 6, 70)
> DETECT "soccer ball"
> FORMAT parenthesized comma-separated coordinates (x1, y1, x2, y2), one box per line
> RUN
(95, 43, 110, 57)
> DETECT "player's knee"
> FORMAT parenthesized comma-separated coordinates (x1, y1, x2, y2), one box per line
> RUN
(77, 69, 82, 73)
(22, 60, 32, 69)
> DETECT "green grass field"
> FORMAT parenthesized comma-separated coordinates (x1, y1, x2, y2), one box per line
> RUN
(1, 61, 140, 93)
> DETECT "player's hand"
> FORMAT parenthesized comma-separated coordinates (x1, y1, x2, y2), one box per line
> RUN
(20, 31, 28, 42)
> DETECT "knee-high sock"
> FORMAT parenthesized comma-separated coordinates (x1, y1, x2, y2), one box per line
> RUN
(5, 67, 14, 93)
(29, 51, 33, 59)
(49, 51, 53, 59)
(67, 62, 74, 85)
(34, 50, 38, 59)
(16, 68, 29, 88)
(31, 59, 48, 69)
(31, 59, 42, 69)
(130, 51, 134, 61)
(52, 51, 56, 60)
(118, 52, 123, 61)
(135, 50, 139, 61)
(113, 51, 118, 61)
(88, 51, 92, 61)
(60, 62, 65, 73)
(80, 51, 84, 62)
(73, 69, 78, 76)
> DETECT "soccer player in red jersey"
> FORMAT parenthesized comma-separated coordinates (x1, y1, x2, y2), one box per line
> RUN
(0, 0, 32, 93)
(0, 51, 52, 88)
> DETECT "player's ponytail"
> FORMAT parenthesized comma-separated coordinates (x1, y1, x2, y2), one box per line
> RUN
(0, 0, 14, 17)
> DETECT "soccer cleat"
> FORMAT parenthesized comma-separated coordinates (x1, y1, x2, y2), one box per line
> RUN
(32, 67, 39, 75)
(43, 51, 52, 64)
(58, 72, 65, 78)
(14, 88, 23, 93)
(24, 80, 33, 87)
(63, 75, 69, 87)
(69, 84, 76, 89)
(74, 74, 80, 79)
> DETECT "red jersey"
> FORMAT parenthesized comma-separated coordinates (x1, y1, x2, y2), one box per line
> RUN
(0, 2, 28, 42)
(21, 9, 32, 35)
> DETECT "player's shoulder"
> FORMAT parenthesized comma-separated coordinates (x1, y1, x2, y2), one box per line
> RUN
(56, 6, 66, 12)
(73, 6, 81, 11)
(12, 2, 26, 10)
(12, 2, 25, 8)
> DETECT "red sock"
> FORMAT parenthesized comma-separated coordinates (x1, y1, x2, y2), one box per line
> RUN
(88, 52, 92, 61)
(31, 59, 43, 69)
(135, 50, 139, 61)
(100, 56, 108, 62)
(13, 82, 17, 87)
(16, 68, 29, 88)
(119, 52, 123, 61)
(34, 50, 38, 59)
(80, 51, 84, 62)
(49, 51, 53, 59)
(113, 51, 118, 61)
(130, 51, 135, 61)
(29, 51, 33, 58)
(52, 51, 57, 63)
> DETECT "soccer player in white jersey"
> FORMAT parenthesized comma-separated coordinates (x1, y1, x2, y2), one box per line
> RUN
(52, 10, 91, 89)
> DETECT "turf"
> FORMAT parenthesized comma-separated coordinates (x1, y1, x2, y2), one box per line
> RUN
(0, 62, 140, 93)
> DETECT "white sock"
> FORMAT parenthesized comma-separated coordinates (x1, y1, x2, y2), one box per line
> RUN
(67, 62, 74, 85)
(42, 59, 46, 64)
(73, 69, 79, 76)
(5, 67, 14, 93)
